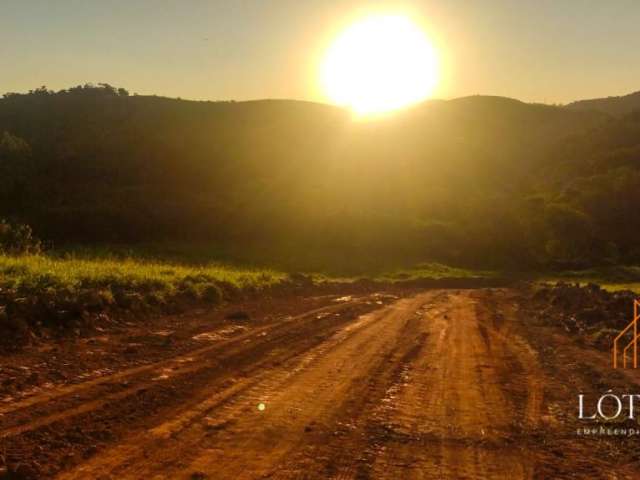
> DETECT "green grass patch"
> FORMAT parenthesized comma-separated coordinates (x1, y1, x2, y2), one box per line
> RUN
(0, 254, 284, 293)
(539, 265, 640, 293)
(304, 262, 495, 285)
(0, 252, 287, 339)
(597, 283, 640, 294)
(373, 262, 497, 282)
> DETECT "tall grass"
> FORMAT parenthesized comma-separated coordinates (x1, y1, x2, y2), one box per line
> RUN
(0, 254, 285, 293)
(0, 253, 287, 338)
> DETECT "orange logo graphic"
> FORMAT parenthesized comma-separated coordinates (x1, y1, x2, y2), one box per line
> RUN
(613, 300, 640, 368)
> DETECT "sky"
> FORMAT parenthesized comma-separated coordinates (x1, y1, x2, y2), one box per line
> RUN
(1, 0, 639, 105)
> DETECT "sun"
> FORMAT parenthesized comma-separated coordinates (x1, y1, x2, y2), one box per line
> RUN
(321, 14, 439, 116)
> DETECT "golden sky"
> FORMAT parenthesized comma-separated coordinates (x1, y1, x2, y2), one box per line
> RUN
(2, 0, 639, 104)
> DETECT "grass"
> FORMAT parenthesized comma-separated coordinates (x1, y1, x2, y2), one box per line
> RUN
(300, 262, 495, 285)
(539, 265, 640, 293)
(52, 244, 496, 283)
(597, 283, 640, 293)
(0, 254, 285, 293)
(0, 249, 498, 340)
(0, 252, 287, 337)
(373, 262, 496, 282)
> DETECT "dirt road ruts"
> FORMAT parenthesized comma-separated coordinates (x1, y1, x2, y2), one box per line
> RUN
(2, 288, 640, 479)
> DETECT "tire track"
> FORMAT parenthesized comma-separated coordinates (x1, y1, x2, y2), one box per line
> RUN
(56, 292, 438, 480)
(0, 295, 388, 478)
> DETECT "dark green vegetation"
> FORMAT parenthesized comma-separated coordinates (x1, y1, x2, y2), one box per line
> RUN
(1, 84, 640, 272)
(0, 218, 42, 255)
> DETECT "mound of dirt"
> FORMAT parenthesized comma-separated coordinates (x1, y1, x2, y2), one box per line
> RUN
(532, 282, 637, 349)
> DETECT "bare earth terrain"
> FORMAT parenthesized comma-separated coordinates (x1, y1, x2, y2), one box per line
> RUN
(2, 287, 640, 479)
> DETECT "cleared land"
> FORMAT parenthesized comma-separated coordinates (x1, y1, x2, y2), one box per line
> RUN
(1, 287, 639, 479)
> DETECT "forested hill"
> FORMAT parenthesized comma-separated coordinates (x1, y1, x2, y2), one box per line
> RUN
(1, 84, 639, 270)
(566, 90, 640, 117)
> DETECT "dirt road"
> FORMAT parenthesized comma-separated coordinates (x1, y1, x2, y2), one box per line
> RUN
(2, 288, 640, 479)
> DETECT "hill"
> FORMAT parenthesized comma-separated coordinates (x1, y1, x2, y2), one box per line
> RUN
(0, 84, 637, 270)
(566, 90, 640, 117)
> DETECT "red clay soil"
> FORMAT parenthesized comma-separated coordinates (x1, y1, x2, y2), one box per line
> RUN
(2, 287, 640, 479)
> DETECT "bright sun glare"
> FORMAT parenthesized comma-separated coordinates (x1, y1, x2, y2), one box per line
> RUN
(322, 14, 439, 116)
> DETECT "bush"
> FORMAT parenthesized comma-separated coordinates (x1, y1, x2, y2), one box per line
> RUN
(201, 283, 223, 303)
(0, 219, 42, 255)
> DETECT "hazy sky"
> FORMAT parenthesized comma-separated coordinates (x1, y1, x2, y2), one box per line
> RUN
(2, 0, 639, 104)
